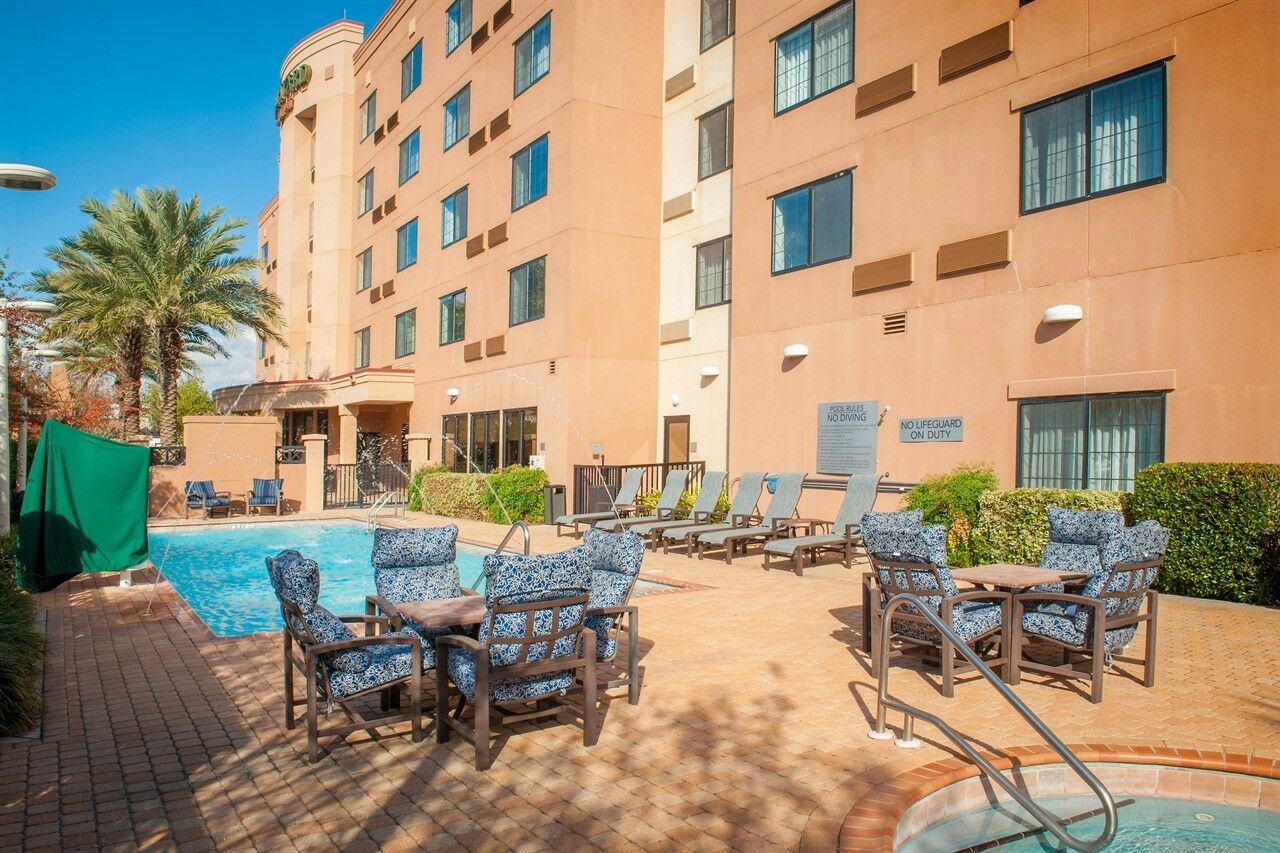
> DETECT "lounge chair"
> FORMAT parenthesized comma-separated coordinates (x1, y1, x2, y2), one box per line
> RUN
(184, 480, 232, 518)
(625, 471, 728, 550)
(436, 548, 599, 770)
(1034, 506, 1125, 591)
(554, 467, 644, 537)
(1013, 520, 1168, 704)
(864, 516, 1010, 698)
(247, 477, 286, 515)
(762, 473, 880, 575)
(580, 529, 646, 704)
(695, 472, 807, 564)
(660, 471, 766, 555)
(365, 525, 472, 642)
(595, 469, 688, 532)
(267, 549, 425, 762)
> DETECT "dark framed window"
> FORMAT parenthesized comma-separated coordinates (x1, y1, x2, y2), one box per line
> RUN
(771, 170, 852, 273)
(511, 134, 549, 210)
(401, 40, 423, 99)
(439, 289, 466, 344)
(514, 14, 551, 96)
(354, 327, 370, 369)
(399, 128, 421, 184)
(356, 248, 372, 292)
(396, 218, 418, 270)
(394, 309, 416, 358)
(360, 92, 377, 139)
(700, 0, 734, 52)
(470, 411, 500, 473)
(443, 85, 470, 150)
(260, 242, 269, 262)
(446, 0, 472, 55)
(357, 169, 374, 216)
(441, 186, 468, 247)
(696, 236, 731, 308)
(698, 102, 733, 180)
(503, 408, 537, 467)
(509, 256, 546, 326)
(1017, 393, 1165, 491)
(1021, 64, 1165, 214)
(774, 1, 854, 114)
(441, 413, 467, 471)
(257, 335, 266, 358)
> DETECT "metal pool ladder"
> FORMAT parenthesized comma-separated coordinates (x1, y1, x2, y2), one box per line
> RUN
(868, 593, 1118, 852)
(493, 520, 531, 556)
(366, 493, 396, 530)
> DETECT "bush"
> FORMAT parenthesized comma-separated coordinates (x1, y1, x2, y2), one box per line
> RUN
(1129, 463, 1280, 605)
(973, 487, 1127, 566)
(903, 463, 999, 567)
(635, 484, 730, 518)
(483, 466, 548, 524)
(0, 530, 44, 736)
(406, 464, 548, 524)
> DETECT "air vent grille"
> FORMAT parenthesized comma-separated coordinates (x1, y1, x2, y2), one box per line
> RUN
(883, 312, 907, 335)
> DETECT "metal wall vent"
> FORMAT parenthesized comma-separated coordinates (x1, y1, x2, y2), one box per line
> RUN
(548, 359, 557, 375)
(883, 312, 907, 335)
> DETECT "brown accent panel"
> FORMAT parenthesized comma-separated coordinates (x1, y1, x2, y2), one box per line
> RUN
(855, 64, 917, 115)
(662, 191, 694, 222)
(485, 335, 507, 356)
(386, 111, 399, 130)
(471, 22, 489, 51)
(488, 221, 509, 247)
(852, 252, 915, 294)
(493, 1, 513, 30)
(937, 230, 1012, 277)
(489, 109, 511, 138)
(382, 280, 395, 297)
(370, 288, 381, 304)
(465, 235, 486, 258)
(939, 21, 1013, 82)
(659, 319, 691, 345)
(664, 66, 696, 101)
(371, 207, 384, 224)
(323, 65, 335, 80)
(374, 125, 386, 144)
(383, 195, 396, 214)
(463, 341, 483, 362)
(468, 127, 488, 154)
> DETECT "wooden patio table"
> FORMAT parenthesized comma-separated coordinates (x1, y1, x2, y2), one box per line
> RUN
(396, 595, 486, 630)
(950, 563, 1089, 593)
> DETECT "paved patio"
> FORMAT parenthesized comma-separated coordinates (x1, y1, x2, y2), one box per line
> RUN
(2, 512, 1277, 851)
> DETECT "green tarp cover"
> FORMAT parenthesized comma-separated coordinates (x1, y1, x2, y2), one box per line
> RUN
(17, 420, 149, 591)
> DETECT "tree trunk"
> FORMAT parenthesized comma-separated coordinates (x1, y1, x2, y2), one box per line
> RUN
(116, 328, 144, 438)
(158, 326, 183, 445)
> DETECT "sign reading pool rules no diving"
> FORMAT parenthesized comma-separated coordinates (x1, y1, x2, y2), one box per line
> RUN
(817, 401, 878, 475)
(899, 416, 964, 443)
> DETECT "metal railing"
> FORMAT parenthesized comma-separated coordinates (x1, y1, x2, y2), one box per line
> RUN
(149, 445, 186, 466)
(467, 521, 531, 589)
(804, 475, 917, 494)
(366, 492, 398, 531)
(869, 593, 1118, 852)
(572, 462, 706, 514)
(275, 445, 305, 464)
(324, 462, 408, 508)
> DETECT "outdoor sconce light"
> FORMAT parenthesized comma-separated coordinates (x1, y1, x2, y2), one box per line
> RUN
(700, 365, 720, 378)
(671, 393, 680, 407)
(878, 405, 891, 426)
(783, 343, 809, 359)
(1043, 304, 1083, 324)
(445, 387, 460, 402)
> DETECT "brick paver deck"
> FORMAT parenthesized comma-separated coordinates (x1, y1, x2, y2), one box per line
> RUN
(3, 512, 1277, 851)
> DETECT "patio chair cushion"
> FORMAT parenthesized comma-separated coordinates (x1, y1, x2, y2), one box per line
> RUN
(580, 529, 644, 660)
(864, 523, 956, 611)
(481, 549, 592, 668)
(1046, 506, 1125, 546)
(248, 478, 282, 504)
(1039, 542, 1103, 576)
(445, 647, 575, 703)
(1020, 607, 1136, 651)
(371, 525, 461, 603)
(273, 551, 321, 612)
(303, 606, 374, 673)
(893, 601, 1003, 645)
(860, 510, 924, 540)
(327, 633, 423, 698)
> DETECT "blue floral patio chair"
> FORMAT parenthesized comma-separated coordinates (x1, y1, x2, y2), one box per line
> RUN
(1035, 506, 1126, 591)
(436, 548, 598, 770)
(579, 528, 646, 704)
(184, 480, 232, 518)
(266, 549, 425, 762)
(1013, 521, 1168, 704)
(247, 478, 286, 515)
(365, 525, 466, 643)
(863, 512, 1011, 697)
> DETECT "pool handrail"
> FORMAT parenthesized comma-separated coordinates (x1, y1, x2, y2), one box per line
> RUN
(468, 520, 531, 589)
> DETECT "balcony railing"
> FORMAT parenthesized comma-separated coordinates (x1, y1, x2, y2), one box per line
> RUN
(275, 445, 305, 464)
(149, 446, 186, 467)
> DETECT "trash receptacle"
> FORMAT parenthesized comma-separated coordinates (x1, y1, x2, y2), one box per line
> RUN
(543, 484, 566, 524)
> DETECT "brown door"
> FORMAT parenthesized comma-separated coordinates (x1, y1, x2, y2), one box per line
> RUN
(663, 416, 690, 464)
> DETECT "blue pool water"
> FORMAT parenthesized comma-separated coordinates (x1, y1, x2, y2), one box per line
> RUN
(898, 794, 1280, 852)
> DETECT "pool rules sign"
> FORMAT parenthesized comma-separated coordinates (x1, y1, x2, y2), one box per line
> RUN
(817, 401, 878, 475)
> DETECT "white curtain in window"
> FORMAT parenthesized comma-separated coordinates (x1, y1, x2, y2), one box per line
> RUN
(1021, 400, 1083, 488)
(1088, 396, 1160, 491)
(1022, 95, 1086, 210)
(813, 3, 853, 96)
(775, 28, 810, 111)
(1091, 68, 1164, 192)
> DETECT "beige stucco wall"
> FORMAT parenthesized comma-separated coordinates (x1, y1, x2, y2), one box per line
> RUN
(149, 416, 287, 517)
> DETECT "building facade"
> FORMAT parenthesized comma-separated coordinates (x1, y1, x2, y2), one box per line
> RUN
(219, 0, 1279, 507)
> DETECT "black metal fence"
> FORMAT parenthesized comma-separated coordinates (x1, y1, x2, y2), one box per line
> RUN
(324, 462, 409, 508)
(275, 445, 305, 464)
(571, 462, 706, 514)
(149, 446, 186, 466)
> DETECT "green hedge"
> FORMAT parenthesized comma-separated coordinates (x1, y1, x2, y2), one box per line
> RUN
(635, 485, 730, 518)
(482, 466, 548, 524)
(1, 530, 44, 736)
(973, 487, 1127, 566)
(903, 463, 998, 567)
(1129, 463, 1280, 605)
(406, 464, 548, 524)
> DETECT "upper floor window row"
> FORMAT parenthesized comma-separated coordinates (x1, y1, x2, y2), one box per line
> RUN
(360, 92, 377, 139)
(1021, 65, 1166, 214)
(260, 242, 269, 263)
(446, 0, 472, 56)
(511, 134, 548, 211)
(356, 247, 372, 292)
(514, 14, 551, 96)
(775, 1, 853, 114)
(397, 218, 419, 271)
(401, 40, 422, 100)
(444, 85, 471, 151)
(399, 128, 421, 184)
(771, 170, 852, 273)
(701, 0, 734, 52)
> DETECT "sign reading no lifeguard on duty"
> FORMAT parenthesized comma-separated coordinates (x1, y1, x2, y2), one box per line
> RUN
(899, 416, 964, 442)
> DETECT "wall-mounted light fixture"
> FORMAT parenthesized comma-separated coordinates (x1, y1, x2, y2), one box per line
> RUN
(783, 343, 809, 358)
(1042, 304, 1083, 324)
(445, 387, 460, 402)
(877, 405, 892, 426)
(671, 393, 680, 407)
(700, 365, 720, 378)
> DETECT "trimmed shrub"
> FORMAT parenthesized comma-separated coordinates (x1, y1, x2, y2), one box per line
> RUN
(1129, 463, 1280, 605)
(903, 463, 998, 567)
(483, 466, 548, 524)
(406, 469, 489, 520)
(0, 530, 44, 736)
(635, 485, 730, 518)
(973, 488, 1127, 566)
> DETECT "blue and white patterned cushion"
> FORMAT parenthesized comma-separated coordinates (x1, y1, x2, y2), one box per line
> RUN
(327, 632, 423, 698)
(864, 523, 957, 611)
(1021, 608, 1137, 651)
(893, 601, 1003, 644)
(1046, 506, 1124, 546)
(580, 529, 644, 660)
(300, 605, 371, 673)
(273, 551, 321, 613)
(371, 525, 461, 604)
(1039, 542, 1103, 577)
(445, 648, 574, 703)
(860, 509, 924, 540)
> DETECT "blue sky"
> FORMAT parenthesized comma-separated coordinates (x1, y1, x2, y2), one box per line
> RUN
(0, 0, 388, 387)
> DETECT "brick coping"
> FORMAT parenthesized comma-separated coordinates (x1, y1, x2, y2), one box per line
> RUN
(839, 745, 1280, 851)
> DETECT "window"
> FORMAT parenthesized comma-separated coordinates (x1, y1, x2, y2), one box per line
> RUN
(470, 411, 500, 473)
(696, 237, 732, 307)
(305, 341, 312, 376)
(514, 14, 551, 96)
(503, 408, 537, 467)
(356, 248, 372, 291)
(446, 0, 472, 55)
(698, 103, 733, 180)
(309, 130, 317, 172)
(260, 242, 269, 263)
(442, 413, 467, 471)
(443, 85, 470, 150)
(401, 40, 422, 99)
(511, 134, 549, 210)
(509, 256, 546, 326)
(774, 1, 854, 114)
(357, 169, 374, 215)
(1021, 65, 1165, 214)
(439, 289, 466, 344)
(307, 203, 314, 238)
(701, 0, 734, 52)
(257, 335, 266, 358)
(771, 170, 852, 273)
(1018, 393, 1165, 491)
(441, 186, 468, 247)
(354, 327, 370, 369)
(396, 218, 419, 270)
(394, 309, 416, 358)
(399, 129, 420, 184)
(306, 271, 313, 307)
(360, 93, 377, 139)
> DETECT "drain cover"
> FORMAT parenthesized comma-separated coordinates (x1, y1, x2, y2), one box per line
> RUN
(1194, 813, 1215, 823)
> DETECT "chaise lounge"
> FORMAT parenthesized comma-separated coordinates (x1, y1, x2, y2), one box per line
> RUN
(762, 473, 880, 575)
(625, 471, 728, 550)
(660, 471, 766, 555)
(595, 469, 688, 533)
(695, 472, 807, 564)
(554, 467, 644, 537)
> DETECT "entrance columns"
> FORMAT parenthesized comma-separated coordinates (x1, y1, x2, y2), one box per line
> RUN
(302, 433, 327, 513)
(405, 433, 431, 473)
(338, 405, 358, 464)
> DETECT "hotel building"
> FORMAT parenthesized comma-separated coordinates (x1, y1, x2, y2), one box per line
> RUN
(220, 0, 1279, 508)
